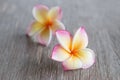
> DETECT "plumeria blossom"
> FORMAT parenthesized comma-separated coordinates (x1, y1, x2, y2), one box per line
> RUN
(51, 27, 95, 70)
(27, 5, 65, 46)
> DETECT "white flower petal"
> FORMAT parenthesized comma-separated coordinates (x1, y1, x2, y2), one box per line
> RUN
(72, 27, 88, 50)
(48, 7, 62, 21)
(33, 5, 48, 23)
(51, 44, 70, 62)
(56, 30, 72, 52)
(62, 56, 82, 70)
(37, 27, 52, 46)
(51, 20, 65, 34)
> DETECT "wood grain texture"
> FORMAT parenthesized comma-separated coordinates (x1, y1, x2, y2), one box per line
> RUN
(0, 0, 120, 80)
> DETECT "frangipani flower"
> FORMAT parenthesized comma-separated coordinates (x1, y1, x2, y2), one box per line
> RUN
(27, 5, 65, 46)
(51, 27, 95, 70)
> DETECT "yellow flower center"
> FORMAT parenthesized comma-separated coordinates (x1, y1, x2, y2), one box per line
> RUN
(70, 49, 81, 58)
(45, 20, 53, 28)
(70, 50, 77, 55)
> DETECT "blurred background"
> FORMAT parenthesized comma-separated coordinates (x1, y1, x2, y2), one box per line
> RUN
(0, 0, 120, 80)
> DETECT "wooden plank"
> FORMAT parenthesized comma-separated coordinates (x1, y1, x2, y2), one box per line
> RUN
(0, 0, 120, 80)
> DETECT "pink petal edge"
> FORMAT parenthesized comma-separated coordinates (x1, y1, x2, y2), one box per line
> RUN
(26, 25, 31, 37)
(79, 26, 87, 34)
(55, 30, 72, 39)
(51, 44, 59, 57)
(55, 30, 72, 52)
(51, 44, 62, 62)
(79, 26, 88, 41)
(26, 20, 35, 36)
(34, 4, 49, 11)
(57, 7, 62, 20)
(51, 44, 70, 62)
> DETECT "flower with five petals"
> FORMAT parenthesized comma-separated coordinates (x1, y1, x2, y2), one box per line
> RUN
(51, 27, 95, 70)
(27, 5, 65, 46)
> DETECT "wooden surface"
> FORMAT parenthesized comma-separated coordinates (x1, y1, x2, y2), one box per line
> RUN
(0, 0, 120, 80)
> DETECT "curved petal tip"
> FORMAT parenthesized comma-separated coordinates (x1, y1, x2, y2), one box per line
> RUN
(34, 4, 48, 10)
(57, 7, 62, 20)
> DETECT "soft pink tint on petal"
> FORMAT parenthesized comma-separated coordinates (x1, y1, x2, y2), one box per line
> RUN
(31, 31, 40, 43)
(33, 5, 48, 23)
(26, 21, 44, 36)
(37, 27, 52, 46)
(62, 56, 82, 70)
(51, 20, 65, 34)
(56, 30, 72, 52)
(76, 48, 95, 69)
(72, 27, 88, 50)
(48, 7, 62, 21)
(51, 44, 70, 62)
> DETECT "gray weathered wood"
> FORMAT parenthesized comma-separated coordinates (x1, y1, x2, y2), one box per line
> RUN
(0, 0, 120, 80)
